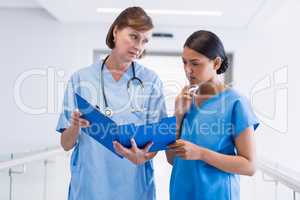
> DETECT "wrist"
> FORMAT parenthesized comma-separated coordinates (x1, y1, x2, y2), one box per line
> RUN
(197, 146, 205, 160)
(69, 125, 80, 136)
(174, 109, 186, 115)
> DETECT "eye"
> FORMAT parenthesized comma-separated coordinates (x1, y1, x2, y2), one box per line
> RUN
(130, 34, 138, 40)
(191, 62, 199, 66)
(142, 38, 149, 44)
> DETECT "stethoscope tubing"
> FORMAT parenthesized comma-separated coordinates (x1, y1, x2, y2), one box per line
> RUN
(100, 55, 144, 116)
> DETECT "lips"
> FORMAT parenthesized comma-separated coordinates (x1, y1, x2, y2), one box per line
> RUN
(128, 51, 138, 57)
(189, 76, 196, 80)
(188, 76, 199, 84)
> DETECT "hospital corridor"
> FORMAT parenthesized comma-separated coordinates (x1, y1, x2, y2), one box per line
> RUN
(0, 0, 300, 200)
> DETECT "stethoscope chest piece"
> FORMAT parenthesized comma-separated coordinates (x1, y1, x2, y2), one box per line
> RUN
(104, 107, 113, 117)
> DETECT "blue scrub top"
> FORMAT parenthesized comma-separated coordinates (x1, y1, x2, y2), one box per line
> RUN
(169, 89, 259, 200)
(56, 60, 167, 200)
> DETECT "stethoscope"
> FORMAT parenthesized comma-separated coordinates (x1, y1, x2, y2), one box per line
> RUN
(100, 55, 144, 117)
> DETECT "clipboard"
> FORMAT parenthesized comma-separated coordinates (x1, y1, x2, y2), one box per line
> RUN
(75, 93, 176, 158)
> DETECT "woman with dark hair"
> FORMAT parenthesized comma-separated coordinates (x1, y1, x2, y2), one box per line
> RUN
(56, 7, 166, 200)
(166, 30, 259, 200)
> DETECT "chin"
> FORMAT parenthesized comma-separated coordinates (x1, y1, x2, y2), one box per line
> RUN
(127, 55, 136, 62)
(189, 79, 201, 85)
(122, 57, 133, 63)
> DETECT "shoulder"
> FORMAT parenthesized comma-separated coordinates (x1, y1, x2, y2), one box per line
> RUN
(75, 62, 99, 78)
(225, 88, 249, 103)
(225, 88, 259, 132)
(134, 61, 162, 85)
(69, 62, 99, 83)
(224, 88, 253, 113)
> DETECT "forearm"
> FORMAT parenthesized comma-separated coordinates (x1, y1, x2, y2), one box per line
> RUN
(174, 112, 185, 138)
(200, 147, 256, 176)
(60, 126, 79, 151)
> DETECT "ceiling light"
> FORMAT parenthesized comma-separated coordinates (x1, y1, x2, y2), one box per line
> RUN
(96, 8, 223, 17)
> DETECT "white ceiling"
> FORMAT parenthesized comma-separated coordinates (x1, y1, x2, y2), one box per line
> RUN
(0, 0, 40, 8)
(0, 0, 286, 28)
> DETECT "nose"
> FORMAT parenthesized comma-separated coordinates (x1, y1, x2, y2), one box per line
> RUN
(185, 64, 193, 75)
(134, 40, 144, 53)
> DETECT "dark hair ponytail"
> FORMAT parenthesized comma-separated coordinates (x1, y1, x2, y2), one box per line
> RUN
(184, 30, 229, 74)
(218, 56, 229, 74)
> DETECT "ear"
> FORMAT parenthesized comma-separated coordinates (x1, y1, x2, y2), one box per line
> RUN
(213, 57, 222, 72)
(112, 25, 118, 40)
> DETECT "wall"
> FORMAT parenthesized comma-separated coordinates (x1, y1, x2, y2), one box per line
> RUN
(236, 0, 300, 170)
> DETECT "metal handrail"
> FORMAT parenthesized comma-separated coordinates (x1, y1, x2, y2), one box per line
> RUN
(0, 146, 65, 171)
(258, 157, 300, 194)
(0, 146, 67, 200)
(0, 148, 299, 199)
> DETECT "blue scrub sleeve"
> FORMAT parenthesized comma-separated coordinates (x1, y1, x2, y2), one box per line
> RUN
(56, 74, 80, 134)
(231, 97, 259, 138)
(146, 77, 167, 124)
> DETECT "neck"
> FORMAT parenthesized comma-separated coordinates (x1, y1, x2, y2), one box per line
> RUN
(195, 76, 225, 95)
(207, 76, 222, 86)
(105, 52, 132, 81)
(193, 77, 226, 107)
(106, 51, 131, 71)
